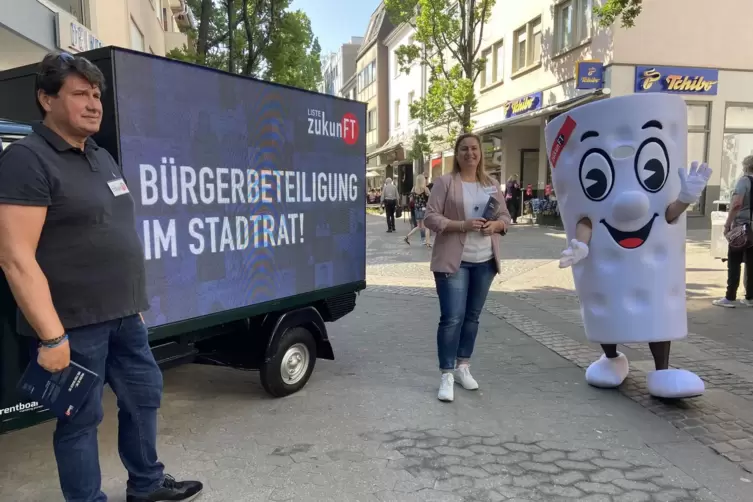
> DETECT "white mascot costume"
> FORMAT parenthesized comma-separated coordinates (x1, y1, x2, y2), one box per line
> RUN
(544, 93, 712, 399)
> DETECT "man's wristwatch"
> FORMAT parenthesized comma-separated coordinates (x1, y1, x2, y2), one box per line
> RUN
(39, 333, 68, 349)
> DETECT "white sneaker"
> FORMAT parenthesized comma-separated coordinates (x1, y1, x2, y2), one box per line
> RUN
(740, 299, 753, 307)
(712, 298, 737, 308)
(438, 373, 454, 402)
(454, 366, 479, 390)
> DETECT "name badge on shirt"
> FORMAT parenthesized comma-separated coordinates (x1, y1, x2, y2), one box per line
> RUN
(107, 178, 130, 197)
(483, 185, 498, 194)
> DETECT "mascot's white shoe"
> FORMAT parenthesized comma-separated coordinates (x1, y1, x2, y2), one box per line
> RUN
(585, 353, 629, 388)
(646, 369, 705, 399)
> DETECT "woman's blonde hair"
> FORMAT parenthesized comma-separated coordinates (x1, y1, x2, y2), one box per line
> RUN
(452, 133, 493, 186)
(413, 174, 427, 193)
(507, 174, 518, 183)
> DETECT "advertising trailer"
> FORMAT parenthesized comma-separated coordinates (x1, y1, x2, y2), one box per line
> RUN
(0, 47, 366, 435)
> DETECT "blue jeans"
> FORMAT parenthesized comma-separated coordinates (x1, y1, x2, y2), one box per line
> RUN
(37, 315, 165, 501)
(434, 260, 497, 370)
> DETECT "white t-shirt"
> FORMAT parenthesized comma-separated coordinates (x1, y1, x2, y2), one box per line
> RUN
(461, 181, 494, 263)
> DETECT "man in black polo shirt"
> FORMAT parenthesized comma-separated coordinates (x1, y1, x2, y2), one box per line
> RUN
(0, 53, 202, 501)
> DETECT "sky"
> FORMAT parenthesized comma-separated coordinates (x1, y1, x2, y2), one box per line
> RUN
(290, 0, 382, 54)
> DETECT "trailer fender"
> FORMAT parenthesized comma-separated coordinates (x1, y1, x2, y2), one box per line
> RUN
(262, 306, 334, 363)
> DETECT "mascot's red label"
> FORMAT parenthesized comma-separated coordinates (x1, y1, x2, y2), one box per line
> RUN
(550, 116, 576, 168)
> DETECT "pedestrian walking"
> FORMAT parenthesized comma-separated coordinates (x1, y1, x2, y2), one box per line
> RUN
(404, 174, 432, 247)
(382, 178, 398, 232)
(714, 154, 753, 308)
(0, 51, 202, 502)
(505, 174, 521, 224)
(424, 133, 511, 402)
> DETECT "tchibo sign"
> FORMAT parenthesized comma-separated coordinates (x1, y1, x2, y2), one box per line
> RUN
(0, 401, 41, 416)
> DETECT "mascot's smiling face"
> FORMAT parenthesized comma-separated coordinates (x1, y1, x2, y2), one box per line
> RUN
(545, 94, 687, 251)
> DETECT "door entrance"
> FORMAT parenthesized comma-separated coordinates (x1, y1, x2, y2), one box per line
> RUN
(519, 149, 540, 200)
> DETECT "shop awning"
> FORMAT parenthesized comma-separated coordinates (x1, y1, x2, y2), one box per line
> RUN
(474, 88, 611, 137)
(366, 131, 416, 160)
(367, 138, 403, 160)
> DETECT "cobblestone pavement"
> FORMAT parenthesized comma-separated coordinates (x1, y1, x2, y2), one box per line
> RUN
(2, 291, 751, 501)
(366, 215, 753, 474)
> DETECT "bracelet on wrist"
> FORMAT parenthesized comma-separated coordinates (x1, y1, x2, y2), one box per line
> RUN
(40, 333, 68, 349)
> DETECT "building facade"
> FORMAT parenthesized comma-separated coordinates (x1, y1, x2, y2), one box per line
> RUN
(370, 22, 429, 189)
(319, 36, 363, 96)
(468, 0, 753, 224)
(0, 0, 192, 71)
(357, 3, 394, 180)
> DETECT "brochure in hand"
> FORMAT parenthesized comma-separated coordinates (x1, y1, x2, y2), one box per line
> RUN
(16, 358, 101, 419)
(481, 196, 501, 220)
(481, 196, 506, 236)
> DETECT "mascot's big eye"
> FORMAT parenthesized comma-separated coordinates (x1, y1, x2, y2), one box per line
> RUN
(635, 139, 669, 193)
(579, 149, 615, 201)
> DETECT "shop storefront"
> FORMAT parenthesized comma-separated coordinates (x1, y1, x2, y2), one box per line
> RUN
(0, 0, 57, 71)
(607, 63, 753, 223)
(0, 1, 104, 72)
(474, 82, 607, 226)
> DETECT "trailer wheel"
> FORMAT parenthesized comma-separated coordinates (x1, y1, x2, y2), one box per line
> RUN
(260, 327, 317, 397)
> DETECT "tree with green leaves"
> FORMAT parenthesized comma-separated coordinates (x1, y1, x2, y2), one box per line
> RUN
(593, 0, 643, 28)
(167, 0, 322, 91)
(385, 0, 495, 147)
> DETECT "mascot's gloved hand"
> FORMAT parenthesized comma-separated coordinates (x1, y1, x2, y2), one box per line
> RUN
(678, 161, 713, 204)
(559, 239, 589, 268)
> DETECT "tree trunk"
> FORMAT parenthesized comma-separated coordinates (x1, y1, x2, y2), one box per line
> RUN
(227, 0, 235, 73)
(242, 0, 255, 76)
(196, 0, 213, 63)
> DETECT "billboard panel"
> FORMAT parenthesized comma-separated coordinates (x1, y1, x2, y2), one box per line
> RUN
(114, 52, 366, 327)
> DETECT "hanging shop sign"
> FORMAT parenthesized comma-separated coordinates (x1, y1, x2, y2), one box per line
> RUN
(635, 65, 719, 95)
(503, 91, 543, 120)
(575, 60, 604, 90)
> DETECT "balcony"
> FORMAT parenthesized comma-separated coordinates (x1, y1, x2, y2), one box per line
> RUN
(164, 31, 188, 53)
(169, 0, 196, 30)
(168, 0, 184, 14)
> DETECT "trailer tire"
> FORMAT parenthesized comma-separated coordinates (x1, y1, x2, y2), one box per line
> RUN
(260, 326, 317, 397)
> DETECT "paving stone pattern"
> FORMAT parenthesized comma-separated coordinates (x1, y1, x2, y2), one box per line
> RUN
(510, 292, 753, 402)
(367, 285, 753, 475)
(367, 428, 718, 502)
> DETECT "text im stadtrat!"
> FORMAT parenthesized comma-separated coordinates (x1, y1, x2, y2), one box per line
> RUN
(137, 159, 359, 261)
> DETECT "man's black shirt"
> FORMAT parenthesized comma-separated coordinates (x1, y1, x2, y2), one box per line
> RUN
(0, 123, 148, 335)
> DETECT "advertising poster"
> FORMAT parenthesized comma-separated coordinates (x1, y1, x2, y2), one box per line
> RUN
(113, 51, 367, 327)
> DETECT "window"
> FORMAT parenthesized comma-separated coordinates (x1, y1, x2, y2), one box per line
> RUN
(555, 0, 592, 53)
(357, 60, 377, 101)
(367, 109, 377, 131)
(394, 53, 400, 77)
(687, 103, 711, 214)
(513, 17, 541, 73)
(130, 19, 145, 52)
(50, 0, 86, 25)
(722, 104, 753, 202)
(481, 40, 504, 88)
(481, 48, 493, 88)
(394, 100, 401, 128)
(495, 40, 506, 83)
(408, 91, 415, 104)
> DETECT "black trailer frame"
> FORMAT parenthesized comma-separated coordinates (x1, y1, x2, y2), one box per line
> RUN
(0, 47, 366, 435)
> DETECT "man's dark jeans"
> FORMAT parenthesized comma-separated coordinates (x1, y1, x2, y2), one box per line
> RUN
(34, 315, 165, 501)
(726, 244, 753, 301)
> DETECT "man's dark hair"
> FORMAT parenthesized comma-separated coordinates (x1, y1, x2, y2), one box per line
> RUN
(35, 51, 107, 117)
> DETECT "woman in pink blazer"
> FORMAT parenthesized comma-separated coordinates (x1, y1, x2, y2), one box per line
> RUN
(423, 133, 512, 402)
